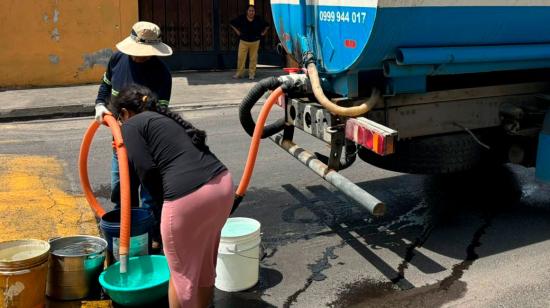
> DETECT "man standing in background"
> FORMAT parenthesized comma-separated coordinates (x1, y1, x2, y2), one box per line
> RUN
(230, 5, 270, 80)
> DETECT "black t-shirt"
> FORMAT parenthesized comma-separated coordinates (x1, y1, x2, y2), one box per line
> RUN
(230, 15, 269, 42)
(121, 111, 227, 203)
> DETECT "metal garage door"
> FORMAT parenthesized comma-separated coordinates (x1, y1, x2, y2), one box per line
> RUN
(138, 0, 283, 70)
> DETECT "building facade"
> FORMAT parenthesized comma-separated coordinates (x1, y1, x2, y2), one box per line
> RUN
(0, 0, 279, 88)
(139, 0, 281, 71)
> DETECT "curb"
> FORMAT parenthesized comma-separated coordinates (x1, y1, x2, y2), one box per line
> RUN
(0, 101, 245, 123)
(0, 104, 95, 123)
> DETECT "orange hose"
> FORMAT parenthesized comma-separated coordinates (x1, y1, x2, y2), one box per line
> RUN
(78, 115, 131, 266)
(78, 120, 106, 217)
(236, 87, 285, 197)
(103, 116, 131, 260)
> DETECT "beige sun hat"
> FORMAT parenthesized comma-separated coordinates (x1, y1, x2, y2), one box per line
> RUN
(116, 21, 173, 57)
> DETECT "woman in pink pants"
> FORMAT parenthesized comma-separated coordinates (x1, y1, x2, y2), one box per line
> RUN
(112, 84, 233, 307)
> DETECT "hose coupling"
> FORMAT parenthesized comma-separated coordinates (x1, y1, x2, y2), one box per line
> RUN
(302, 51, 316, 67)
(277, 74, 311, 94)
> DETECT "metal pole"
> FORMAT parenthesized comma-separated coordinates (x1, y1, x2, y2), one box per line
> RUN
(270, 134, 385, 216)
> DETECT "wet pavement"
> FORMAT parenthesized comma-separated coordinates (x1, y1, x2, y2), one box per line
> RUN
(211, 146, 550, 306)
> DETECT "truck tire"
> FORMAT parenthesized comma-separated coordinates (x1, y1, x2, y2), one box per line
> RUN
(358, 132, 488, 174)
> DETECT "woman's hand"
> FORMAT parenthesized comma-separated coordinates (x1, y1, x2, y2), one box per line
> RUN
(230, 25, 241, 37)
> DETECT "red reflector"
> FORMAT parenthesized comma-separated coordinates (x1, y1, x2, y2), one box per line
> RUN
(374, 134, 385, 154)
(365, 130, 374, 149)
(344, 117, 397, 156)
(344, 39, 357, 49)
(283, 68, 301, 74)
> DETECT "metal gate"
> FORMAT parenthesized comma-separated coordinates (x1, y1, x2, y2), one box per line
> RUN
(138, 0, 282, 70)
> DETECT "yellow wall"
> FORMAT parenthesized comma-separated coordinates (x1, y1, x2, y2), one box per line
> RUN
(0, 1, 138, 88)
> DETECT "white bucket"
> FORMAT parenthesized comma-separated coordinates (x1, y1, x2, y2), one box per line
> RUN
(215, 217, 261, 292)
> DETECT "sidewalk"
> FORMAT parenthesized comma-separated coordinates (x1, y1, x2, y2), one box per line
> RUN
(0, 68, 283, 122)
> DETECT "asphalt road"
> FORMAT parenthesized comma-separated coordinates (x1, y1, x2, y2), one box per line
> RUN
(1, 107, 549, 308)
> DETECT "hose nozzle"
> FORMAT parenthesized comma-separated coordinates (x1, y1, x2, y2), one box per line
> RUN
(231, 195, 244, 214)
(119, 254, 128, 274)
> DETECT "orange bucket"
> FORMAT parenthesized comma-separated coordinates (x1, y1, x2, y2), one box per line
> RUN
(0, 240, 50, 308)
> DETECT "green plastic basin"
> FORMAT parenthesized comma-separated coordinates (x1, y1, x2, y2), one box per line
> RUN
(99, 255, 169, 306)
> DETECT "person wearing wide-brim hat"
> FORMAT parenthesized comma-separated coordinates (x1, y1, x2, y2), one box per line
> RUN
(95, 21, 173, 119)
(115, 22, 173, 57)
(94, 21, 173, 257)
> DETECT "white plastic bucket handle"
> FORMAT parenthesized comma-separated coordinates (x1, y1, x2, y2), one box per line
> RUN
(224, 238, 261, 259)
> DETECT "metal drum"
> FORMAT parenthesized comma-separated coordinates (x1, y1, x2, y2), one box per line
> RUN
(46, 235, 107, 300)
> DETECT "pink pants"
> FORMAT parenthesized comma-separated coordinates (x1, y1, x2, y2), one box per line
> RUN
(160, 171, 233, 307)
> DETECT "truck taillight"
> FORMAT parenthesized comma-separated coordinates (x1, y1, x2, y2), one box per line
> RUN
(345, 117, 397, 156)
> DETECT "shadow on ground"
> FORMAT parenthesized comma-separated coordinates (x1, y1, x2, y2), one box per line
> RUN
(214, 267, 282, 307)
(224, 164, 550, 307)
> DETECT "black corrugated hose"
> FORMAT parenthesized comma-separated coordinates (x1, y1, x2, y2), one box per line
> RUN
(239, 77, 286, 138)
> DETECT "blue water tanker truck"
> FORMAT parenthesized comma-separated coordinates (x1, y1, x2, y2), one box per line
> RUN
(238, 0, 550, 215)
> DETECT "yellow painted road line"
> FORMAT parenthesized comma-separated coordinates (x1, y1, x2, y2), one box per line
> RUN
(0, 155, 98, 241)
(81, 300, 113, 308)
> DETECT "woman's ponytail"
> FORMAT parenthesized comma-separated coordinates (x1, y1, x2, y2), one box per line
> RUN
(142, 95, 157, 111)
(113, 84, 209, 150)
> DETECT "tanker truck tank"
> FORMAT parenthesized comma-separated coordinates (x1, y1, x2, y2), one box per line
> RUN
(233, 0, 550, 219)
(271, 0, 550, 97)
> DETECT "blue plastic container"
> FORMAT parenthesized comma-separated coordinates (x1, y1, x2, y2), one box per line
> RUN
(99, 208, 154, 262)
(99, 255, 169, 307)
